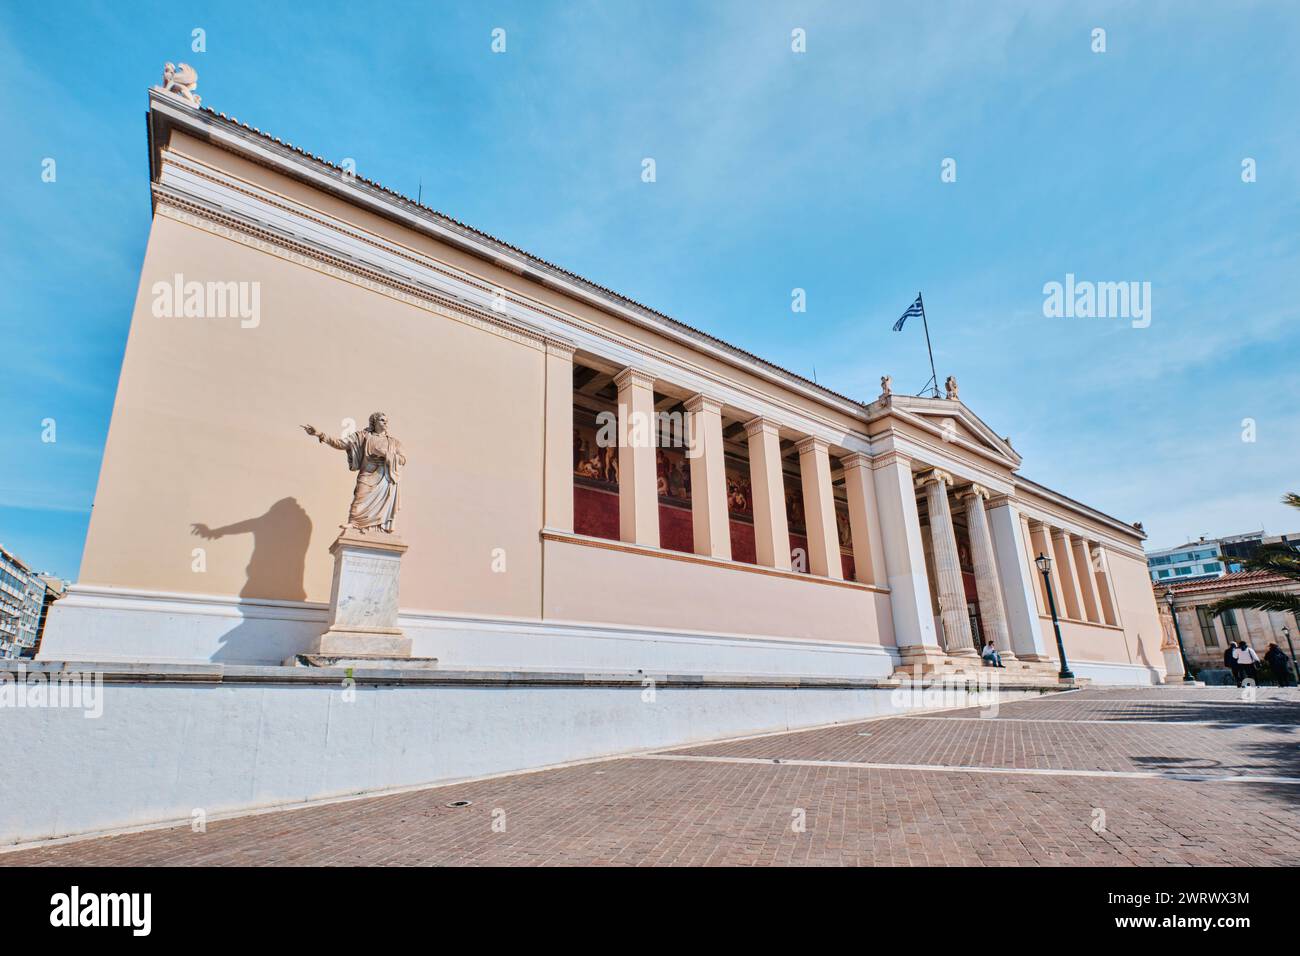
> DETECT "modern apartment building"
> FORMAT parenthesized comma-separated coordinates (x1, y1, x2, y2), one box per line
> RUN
(0, 544, 67, 658)
(0, 544, 39, 658)
(1147, 529, 1300, 584)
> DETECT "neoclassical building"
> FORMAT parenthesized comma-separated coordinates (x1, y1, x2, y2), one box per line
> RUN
(1159, 572, 1299, 672)
(39, 84, 1167, 685)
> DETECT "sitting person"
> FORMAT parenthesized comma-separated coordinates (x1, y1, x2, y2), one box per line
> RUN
(981, 640, 1005, 668)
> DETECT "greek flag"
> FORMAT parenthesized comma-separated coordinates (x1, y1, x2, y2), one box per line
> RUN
(892, 294, 924, 331)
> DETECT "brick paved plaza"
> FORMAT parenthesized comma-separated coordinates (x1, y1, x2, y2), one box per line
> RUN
(5, 686, 1298, 866)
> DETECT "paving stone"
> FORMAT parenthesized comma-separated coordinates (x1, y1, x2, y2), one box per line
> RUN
(3, 687, 1296, 866)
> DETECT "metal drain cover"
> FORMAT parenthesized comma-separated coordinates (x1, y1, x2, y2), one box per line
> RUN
(445, 800, 472, 808)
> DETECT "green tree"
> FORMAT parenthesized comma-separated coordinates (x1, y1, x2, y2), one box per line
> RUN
(1208, 493, 1300, 624)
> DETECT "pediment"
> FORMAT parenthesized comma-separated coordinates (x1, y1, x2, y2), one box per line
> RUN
(871, 394, 1022, 469)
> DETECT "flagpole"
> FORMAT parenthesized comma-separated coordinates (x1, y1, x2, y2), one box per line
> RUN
(918, 291, 939, 398)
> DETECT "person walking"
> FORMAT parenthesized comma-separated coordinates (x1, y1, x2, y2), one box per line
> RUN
(1264, 642, 1292, 687)
(1233, 640, 1260, 685)
(1224, 642, 1242, 686)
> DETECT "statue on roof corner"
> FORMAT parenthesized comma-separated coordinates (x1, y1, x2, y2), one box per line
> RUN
(157, 62, 201, 106)
(880, 375, 892, 397)
(944, 375, 959, 400)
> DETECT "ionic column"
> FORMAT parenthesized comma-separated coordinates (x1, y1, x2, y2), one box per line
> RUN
(840, 453, 888, 587)
(958, 484, 1014, 659)
(684, 394, 730, 560)
(542, 339, 576, 533)
(986, 497, 1052, 660)
(745, 417, 790, 571)
(614, 367, 659, 548)
(871, 452, 942, 658)
(916, 468, 976, 656)
(795, 437, 842, 579)
(1050, 529, 1085, 620)
(1070, 535, 1103, 623)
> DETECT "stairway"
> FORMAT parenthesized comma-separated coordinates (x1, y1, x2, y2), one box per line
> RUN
(891, 654, 1089, 688)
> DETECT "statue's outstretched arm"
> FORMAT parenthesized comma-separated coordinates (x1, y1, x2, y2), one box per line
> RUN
(301, 424, 348, 451)
(191, 516, 260, 539)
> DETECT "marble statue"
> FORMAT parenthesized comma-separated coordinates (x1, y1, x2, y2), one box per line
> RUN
(157, 62, 201, 106)
(302, 413, 406, 534)
(944, 375, 959, 400)
(880, 375, 892, 396)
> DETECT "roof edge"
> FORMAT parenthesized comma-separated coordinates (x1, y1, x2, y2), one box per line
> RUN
(145, 90, 871, 421)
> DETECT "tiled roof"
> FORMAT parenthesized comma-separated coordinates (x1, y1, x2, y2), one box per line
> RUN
(1157, 570, 1295, 597)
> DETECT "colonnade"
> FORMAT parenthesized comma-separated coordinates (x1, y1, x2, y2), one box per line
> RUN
(542, 350, 1117, 670)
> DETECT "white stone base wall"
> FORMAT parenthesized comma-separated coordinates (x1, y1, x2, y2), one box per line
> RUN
(39, 586, 1163, 685)
(0, 674, 1046, 846)
(39, 586, 902, 679)
(1068, 659, 1163, 686)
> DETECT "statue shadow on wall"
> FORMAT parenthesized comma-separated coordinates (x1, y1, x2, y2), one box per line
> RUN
(191, 497, 313, 661)
(1132, 631, 1161, 682)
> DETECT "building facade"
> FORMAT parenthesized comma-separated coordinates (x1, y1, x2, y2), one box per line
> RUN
(1159, 571, 1300, 673)
(37, 87, 1167, 684)
(1147, 529, 1300, 584)
(1147, 539, 1228, 583)
(0, 544, 44, 659)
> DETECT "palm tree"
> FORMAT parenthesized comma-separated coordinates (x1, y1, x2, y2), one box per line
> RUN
(1208, 493, 1300, 623)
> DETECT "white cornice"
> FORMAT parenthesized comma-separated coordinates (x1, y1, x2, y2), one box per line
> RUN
(147, 92, 871, 422)
(865, 397, 1021, 470)
(1013, 474, 1145, 546)
(152, 147, 875, 454)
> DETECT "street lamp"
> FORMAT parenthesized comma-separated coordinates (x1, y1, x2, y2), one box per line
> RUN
(1035, 552, 1074, 681)
(1283, 624, 1299, 687)
(1162, 590, 1195, 683)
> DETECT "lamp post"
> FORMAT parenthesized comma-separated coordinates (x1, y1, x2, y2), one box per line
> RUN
(1035, 552, 1074, 681)
(1283, 624, 1299, 687)
(1163, 590, 1194, 682)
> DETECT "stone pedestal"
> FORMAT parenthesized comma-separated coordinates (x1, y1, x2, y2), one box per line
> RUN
(312, 528, 410, 658)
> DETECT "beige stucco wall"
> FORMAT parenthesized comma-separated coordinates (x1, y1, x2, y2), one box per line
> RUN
(1008, 482, 1160, 671)
(543, 536, 895, 646)
(1032, 549, 1164, 671)
(81, 212, 546, 619)
(1106, 550, 1165, 670)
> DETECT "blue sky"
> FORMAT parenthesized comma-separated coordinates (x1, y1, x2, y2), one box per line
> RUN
(2, 1, 1297, 580)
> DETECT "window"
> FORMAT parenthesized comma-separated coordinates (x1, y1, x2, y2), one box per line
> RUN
(1202, 562, 1222, 574)
(1220, 609, 1241, 644)
(1157, 569, 1171, 579)
(1196, 608, 1219, 647)
(1174, 567, 1193, 576)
